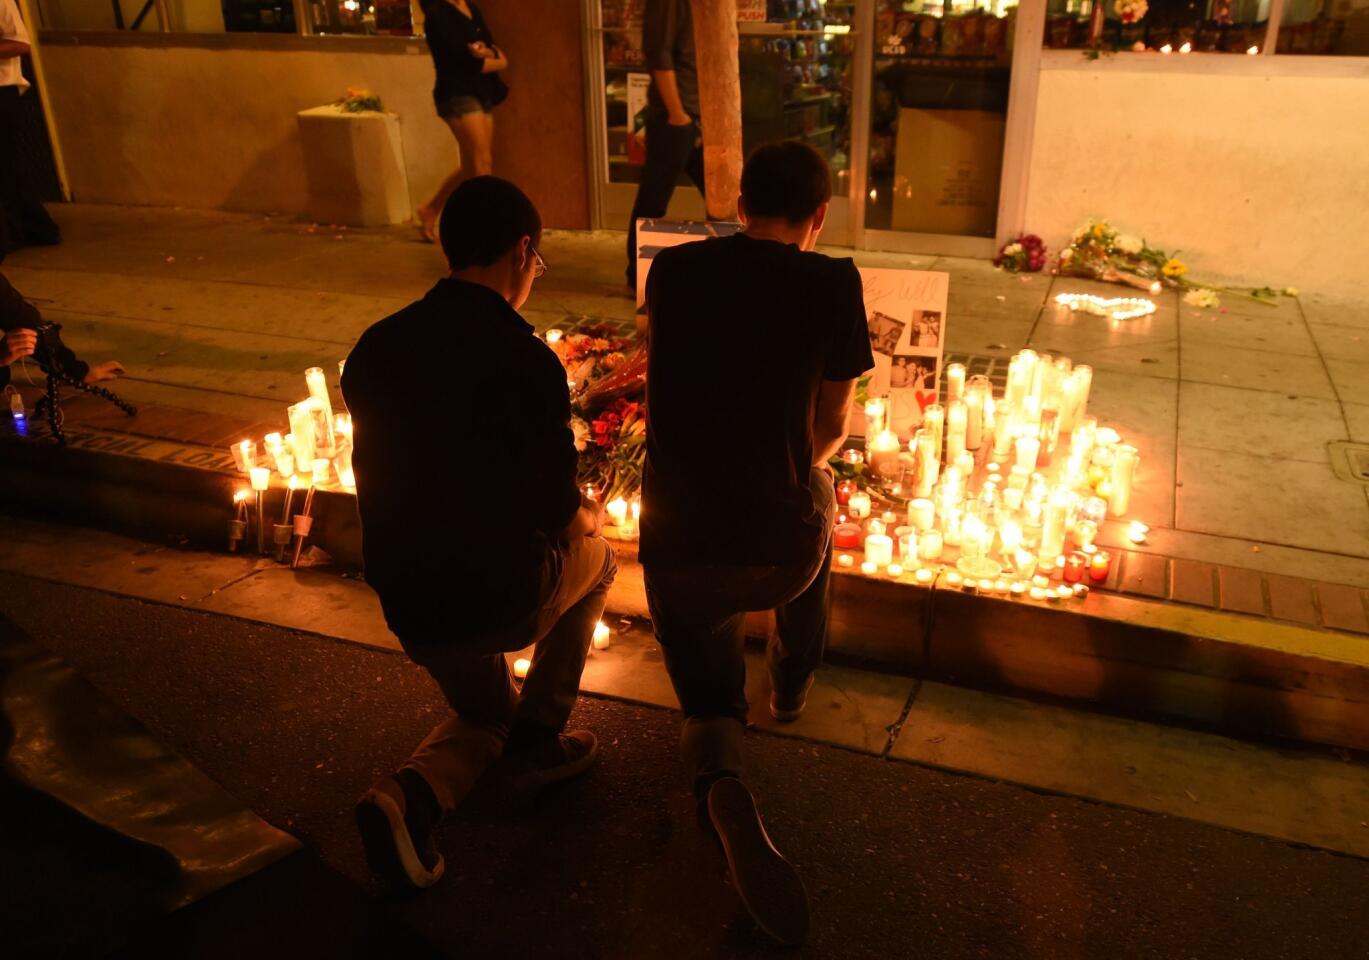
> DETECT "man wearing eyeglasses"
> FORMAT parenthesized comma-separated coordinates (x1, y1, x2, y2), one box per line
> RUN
(342, 176, 614, 890)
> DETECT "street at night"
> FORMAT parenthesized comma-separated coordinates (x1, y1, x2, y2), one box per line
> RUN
(3, 568, 1367, 959)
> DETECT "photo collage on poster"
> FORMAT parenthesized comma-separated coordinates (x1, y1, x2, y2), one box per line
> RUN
(856, 268, 949, 439)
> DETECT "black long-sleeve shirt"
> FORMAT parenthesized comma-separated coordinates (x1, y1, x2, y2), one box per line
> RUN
(422, 0, 507, 108)
(340, 279, 580, 643)
(1, 271, 87, 390)
(644, 0, 699, 118)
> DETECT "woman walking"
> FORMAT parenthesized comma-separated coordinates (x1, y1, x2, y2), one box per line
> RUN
(416, 0, 509, 242)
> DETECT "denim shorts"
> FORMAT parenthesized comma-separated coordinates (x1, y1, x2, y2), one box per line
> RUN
(436, 94, 495, 119)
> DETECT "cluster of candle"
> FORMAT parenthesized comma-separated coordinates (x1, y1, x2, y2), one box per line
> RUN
(837, 349, 1144, 601)
(226, 364, 354, 562)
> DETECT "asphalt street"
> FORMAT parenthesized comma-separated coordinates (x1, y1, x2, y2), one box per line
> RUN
(2, 572, 1365, 960)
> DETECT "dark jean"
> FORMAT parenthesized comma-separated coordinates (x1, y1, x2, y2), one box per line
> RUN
(395, 535, 617, 813)
(626, 108, 704, 285)
(644, 469, 836, 804)
(435, 93, 495, 119)
(0, 87, 61, 258)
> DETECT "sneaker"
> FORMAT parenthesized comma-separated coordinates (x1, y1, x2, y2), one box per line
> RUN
(706, 777, 810, 946)
(355, 772, 444, 889)
(769, 674, 816, 723)
(494, 728, 599, 796)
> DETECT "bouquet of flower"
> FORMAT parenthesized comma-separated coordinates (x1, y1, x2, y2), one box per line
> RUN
(1114, 0, 1148, 23)
(994, 234, 1047, 273)
(562, 325, 634, 388)
(1058, 218, 1288, 308)
(335, 87, 384, 113)
(575, 398, 647, 504)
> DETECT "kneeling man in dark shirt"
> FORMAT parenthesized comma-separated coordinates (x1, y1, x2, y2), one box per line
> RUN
(343, 177, 615, 890)
(641, 143, 874, 945)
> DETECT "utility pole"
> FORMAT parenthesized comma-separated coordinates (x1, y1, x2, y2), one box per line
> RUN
(690, 0, 743, 221)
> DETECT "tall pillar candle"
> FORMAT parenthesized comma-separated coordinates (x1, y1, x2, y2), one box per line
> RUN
(287, 400, 318, 465)
(992, 400, 1016, 460)
(1073, 365, 1094, 427)
(914, 431, 939, 498)
(945, 401, 967, 463)
(304, 366, 334, 423)
(945, 362, 966, 403)
(1014, 436, 1040, 472)
(1039, 487, 1071, 563)
(964, 383, 984, 450)
(864, 398, 887, 437)
(1109, 444, 1139, 516)
(308, 400, 337, 459)
(922, 404, 944, 463)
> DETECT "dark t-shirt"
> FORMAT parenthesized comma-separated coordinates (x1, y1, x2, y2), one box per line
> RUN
(643, 0, 699, 118)
(422, 1, 508, 107)
(340, 279, 580, 643)
(640, 234, 873, 568)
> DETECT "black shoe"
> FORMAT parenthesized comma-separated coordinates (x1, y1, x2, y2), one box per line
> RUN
(355, 770, 444, 889)
(707, 777, 810, 946)
(494, 728, 599, 796)
(769, 674, 816, 723)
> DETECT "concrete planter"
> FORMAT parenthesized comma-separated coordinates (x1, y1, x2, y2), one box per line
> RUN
(296, 105, 412, 227)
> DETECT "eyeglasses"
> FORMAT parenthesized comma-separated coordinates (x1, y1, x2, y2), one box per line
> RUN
(530, 246, 547, 279)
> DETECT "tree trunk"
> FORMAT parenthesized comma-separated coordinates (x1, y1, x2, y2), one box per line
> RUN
(691, 0, 743, 221)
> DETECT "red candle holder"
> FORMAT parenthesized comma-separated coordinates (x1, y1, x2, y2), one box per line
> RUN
(834, 523, 862, 550)
(1089, 550, 1112, 583)
(1064, 552, 1085, 583)
(836, 479, 858, 506)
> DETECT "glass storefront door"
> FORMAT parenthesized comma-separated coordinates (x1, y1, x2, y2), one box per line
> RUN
(584, 0, 1035, 252)
(856, 0, 1022, 255)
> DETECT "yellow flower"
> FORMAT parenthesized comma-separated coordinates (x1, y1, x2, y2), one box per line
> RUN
(1092, 223, 1108, 239)
(1162, 259, 1187, 278)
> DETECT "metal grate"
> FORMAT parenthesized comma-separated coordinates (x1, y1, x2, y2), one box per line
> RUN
(1328, 442, 1369, 486)
(941, 352, 1012, 394)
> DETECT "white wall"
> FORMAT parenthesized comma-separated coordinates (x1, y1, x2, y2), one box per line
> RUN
(38, 40, 455, 216)
(1024, 59, 1369, 299)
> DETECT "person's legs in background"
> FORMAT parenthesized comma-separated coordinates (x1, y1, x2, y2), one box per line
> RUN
(417, 105, 495, 243)
(626, 111, 703, 289)
(0, 87, 60, 259)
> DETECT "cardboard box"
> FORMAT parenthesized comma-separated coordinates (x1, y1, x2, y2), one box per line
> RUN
(890, 108, 1005, 237)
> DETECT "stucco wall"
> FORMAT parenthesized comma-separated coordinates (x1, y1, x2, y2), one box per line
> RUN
(36, 7, 589, 227)
(1025, 61, 1369, 299)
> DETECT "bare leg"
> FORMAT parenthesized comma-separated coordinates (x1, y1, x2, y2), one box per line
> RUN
(417, 110, 496, 243)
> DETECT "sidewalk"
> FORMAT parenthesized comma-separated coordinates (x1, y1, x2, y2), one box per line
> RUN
(5, 203, 1368, 584)
(5, 514, 1368, 864)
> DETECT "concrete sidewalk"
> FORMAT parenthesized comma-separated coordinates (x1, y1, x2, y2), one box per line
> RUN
(4, 515, 1367, 863)
(4, 203, 1369, 588)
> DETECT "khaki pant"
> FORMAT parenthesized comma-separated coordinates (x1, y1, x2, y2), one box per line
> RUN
(397, 535, 617, 813)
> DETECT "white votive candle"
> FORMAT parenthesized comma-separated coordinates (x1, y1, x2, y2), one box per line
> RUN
(908, 498, 936, 531)
(945, 571, 963, 587)
(593, 620, 612, 650)
(838, 553, 854, 568)
(1128, 521, 1150, 544)
(860, 560, 878, 576)
(887, 563, 904, 579)
(915, 568, 934, 585)
(312, 457, 331, 485)
(513, 657, 531, 679)
(249, 466, 271, 492)
(848, 492, 871, 520)
(865, 533, 894, 568)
